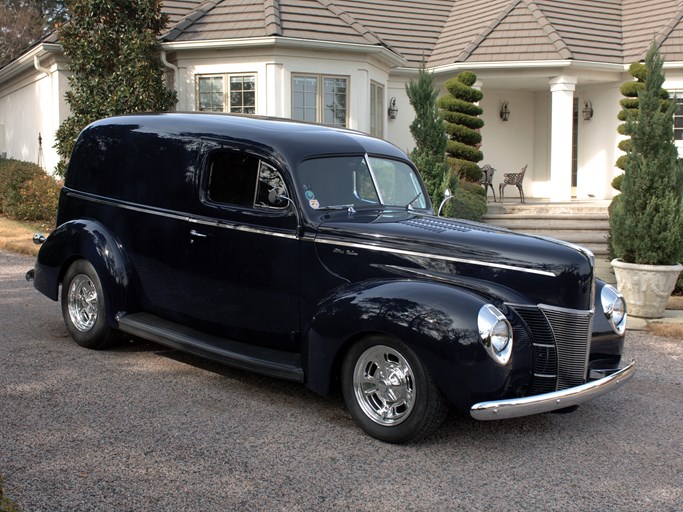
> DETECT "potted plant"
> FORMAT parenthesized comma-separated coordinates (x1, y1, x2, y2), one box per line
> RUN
(610, 42, 683, 318)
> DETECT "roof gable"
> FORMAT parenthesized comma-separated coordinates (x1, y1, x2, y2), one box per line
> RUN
(429, 0, 626, 67)
(162, 0, 385, 46)
(330, 0, 453, 63)
(623, 0, 683, 63)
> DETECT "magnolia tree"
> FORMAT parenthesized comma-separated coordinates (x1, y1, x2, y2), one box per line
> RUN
(55, 0, 176, 176)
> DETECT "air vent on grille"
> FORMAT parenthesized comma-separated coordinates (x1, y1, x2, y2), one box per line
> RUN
(511, 304, 593, 393)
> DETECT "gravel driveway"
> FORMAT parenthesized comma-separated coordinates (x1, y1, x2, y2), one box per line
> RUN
(1, 250, 681, 511)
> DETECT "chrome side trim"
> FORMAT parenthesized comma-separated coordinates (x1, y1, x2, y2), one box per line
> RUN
(315, 238, 557, 277)
(66, 190, 189, 222)
(66, 189, 298, 240)
(470, 360, 636, 420)
(188, 217, 298, 240)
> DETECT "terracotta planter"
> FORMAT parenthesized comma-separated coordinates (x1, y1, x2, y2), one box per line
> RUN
(611, 259, 682, 318)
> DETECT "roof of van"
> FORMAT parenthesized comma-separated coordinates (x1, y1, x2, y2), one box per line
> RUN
(85, 112, 409, 168)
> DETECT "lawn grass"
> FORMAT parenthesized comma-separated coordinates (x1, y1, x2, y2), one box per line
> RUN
(0, 476, 21, 512)
(0, 216, 51, 257)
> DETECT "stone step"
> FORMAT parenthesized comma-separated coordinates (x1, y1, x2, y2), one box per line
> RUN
(486, 200, 611, 216)
(481, 200, 613, 267)
(484, 215, 609, 230)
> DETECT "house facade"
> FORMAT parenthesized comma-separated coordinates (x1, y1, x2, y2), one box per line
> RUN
(1, 0, 683, 201)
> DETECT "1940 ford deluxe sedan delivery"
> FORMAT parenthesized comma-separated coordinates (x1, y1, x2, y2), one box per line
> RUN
(31, 113, 635, 443)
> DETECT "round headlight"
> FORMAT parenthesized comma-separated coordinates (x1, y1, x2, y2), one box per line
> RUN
(601, 284, 627, 335)
(478, 304, 513, 365)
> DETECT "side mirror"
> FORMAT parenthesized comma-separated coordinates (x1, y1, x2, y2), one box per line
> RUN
(437, 188, 453, 217)
(268, 187, 288, 207)
(267, 187, 301, 235)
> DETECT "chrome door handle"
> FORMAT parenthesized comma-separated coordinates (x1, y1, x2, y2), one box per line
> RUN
(190, 229, 208, 238)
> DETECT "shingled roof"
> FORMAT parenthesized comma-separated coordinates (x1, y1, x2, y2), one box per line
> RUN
(159, 0, 683, 67)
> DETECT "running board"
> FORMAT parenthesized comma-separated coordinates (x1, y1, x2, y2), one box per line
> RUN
(117, 312, 304, 382)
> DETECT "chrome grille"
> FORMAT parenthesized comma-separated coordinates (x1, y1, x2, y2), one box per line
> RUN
(511, 304, 594, 393)
(541, 305, 593, 389)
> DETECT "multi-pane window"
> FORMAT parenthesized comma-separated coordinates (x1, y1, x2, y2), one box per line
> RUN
(670, 93, 683, 157)
(197, 74, 256, 113)
(292, 76, 318, 122)
(292, 75, 348, 127)
(673, 95, 683, 141)
(370, 82, 384, 138)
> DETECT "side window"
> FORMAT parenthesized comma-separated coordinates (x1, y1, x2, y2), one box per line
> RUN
(207, 151, 287, 209)
(255, 161, 288, 209)
(208, 152, 259, 207)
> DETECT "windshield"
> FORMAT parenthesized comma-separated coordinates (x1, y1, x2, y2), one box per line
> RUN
(298, 155, 428, 211)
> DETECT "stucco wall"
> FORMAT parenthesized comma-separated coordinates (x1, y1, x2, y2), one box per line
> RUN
(0, 55, 67, 173)
(385, 75, 414, 155)
(575, 84, 623, 200)
(478, 89, 537, 199)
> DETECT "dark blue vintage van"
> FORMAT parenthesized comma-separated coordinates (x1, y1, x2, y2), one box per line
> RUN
(31, 113, 635, 443)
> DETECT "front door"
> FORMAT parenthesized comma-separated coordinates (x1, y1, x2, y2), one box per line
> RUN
(182, 147, 300, 351)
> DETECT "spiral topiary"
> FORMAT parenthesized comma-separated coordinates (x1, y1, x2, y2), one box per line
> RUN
(615, 60, 671, 189)
(437, 71, 484, 183)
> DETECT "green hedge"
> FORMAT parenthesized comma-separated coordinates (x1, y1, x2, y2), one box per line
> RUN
(0, 159, 61, 223)
(449, 182, 487, 221)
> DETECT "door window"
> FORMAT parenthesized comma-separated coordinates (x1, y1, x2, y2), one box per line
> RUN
(207, 151, 288, 209)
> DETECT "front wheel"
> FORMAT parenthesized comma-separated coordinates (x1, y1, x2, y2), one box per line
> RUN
(61, 259, 122, 349)
(342, 336, 448, 443)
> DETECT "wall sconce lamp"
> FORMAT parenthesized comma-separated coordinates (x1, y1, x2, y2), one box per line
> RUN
(388, 97, 398, 119)
(582, 100, 594, 120)
(499, 101, 510, 122)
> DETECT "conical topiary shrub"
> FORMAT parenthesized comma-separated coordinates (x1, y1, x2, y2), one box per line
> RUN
(405, 62, 449, 208)
(610, 42, 683, 317)
(613, 61, 670, 191)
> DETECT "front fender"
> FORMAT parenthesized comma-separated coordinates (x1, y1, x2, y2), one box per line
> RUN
(34, 219, 135, 325)
(304, 279, 533, 411)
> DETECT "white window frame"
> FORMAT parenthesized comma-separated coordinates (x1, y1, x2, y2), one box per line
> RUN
(370, 81, 384, 138)
(672, 92, 683, 157)
(292, 74, 349, 127)
(197, 73, 257, 114)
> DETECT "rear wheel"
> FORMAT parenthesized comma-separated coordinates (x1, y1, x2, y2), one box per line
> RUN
(342, 335, 448, 443)
(61, 260, 122, 349)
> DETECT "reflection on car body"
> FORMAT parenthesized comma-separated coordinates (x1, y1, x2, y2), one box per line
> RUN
(30, 113, 634, 443)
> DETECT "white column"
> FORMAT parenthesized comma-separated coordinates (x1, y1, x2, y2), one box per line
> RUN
(176, 67, 188, 112)
(549, 76, 577, 201)
(266, 63, 285, 118)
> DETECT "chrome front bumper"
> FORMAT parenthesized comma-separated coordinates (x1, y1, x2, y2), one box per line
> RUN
(470, 360, 636, 420)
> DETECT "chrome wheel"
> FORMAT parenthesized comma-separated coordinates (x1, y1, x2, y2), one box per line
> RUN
(67, 274, 99, 332)
(353, 344, 416, 426)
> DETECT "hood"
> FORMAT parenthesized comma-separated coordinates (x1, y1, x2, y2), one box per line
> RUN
(312, 211, 595, 310)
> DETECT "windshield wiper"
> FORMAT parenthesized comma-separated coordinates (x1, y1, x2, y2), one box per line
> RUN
(317, 204, 357, 213)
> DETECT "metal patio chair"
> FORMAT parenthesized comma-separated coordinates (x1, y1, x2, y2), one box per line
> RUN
(480, 164, 496, 202)
(499, 164, 528, 203)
